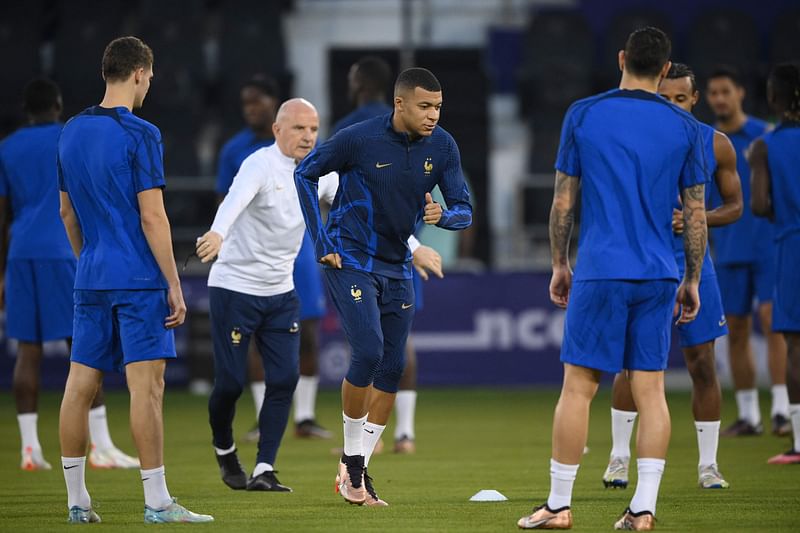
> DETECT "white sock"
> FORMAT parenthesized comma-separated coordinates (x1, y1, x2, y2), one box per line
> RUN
(293, 375, 319, 423)
(610, 408, 637, 458)
(629, 458, 665, 515)
(771, 385, 790, 417)
(62, 456, 91, 509)
(393, 390, 417, 440)
(790, 404, 800, 451)
(252, 462, 273, 476)
(363, 422, 386, 467)
(695, 420, 721, 467)
(214, 443, 236, 456)
(88, 406, 115, 451)
(18, 413, 41, 452)
(343, 413, 367, 457)
(141, 466, 172, 509)
(546, 459, 579, 510)
(735, 389, 761, 425)
(251, 382, 266, 418)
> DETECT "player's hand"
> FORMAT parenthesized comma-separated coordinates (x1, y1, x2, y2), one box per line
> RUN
(196, 231, 223, 263)
(674, 279, 700, 324)
(423, 192, 443, 225)
(320, 252, 342, 269)
(550, 265, 572, 308)
(165, 283, 187, 329)
(672, 208, 684, 234)
(413, 245, 443, 281)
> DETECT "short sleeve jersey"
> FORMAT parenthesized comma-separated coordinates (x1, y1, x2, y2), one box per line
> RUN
(57, 106, 167, 290)
(762, 122, 800, 242)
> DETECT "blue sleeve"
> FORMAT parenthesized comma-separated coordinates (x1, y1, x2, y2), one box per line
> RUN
(133, 126, 166, 193)
(679, 120, 711, 190)
(215, 143, 236, 195)
(435, 138, 472, 230)
(294, 130, 357, 259)
(554, 104, 581, 177)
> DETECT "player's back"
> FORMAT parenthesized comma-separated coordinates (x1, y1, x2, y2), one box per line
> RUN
(0, 123, 74, 259)
(558, 88, 707, 281)
(763, 122, 800, 240)
(58, 105, 166, 290)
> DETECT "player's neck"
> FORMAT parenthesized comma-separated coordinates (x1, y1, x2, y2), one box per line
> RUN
(715, 111, 747, 134)
(391, 112, 421, 142)
(100, 84, 135, 111)
(619, 72, 659, 94)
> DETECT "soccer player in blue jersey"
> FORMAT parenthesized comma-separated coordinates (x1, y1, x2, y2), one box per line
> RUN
(751, 63, 800, 465)
(517, 28, 709, 530)
(706, 67, 790, 437)
(295, 67, 472, 506)
(56, 36, 212, 524)
(602, 63, 742, 491)
(0, 79, 139, 472)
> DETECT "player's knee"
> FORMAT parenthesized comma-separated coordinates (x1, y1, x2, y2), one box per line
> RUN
(211, 378, 244, 401)
(266, 369, 299, 393)
(687, 353, 717, 389)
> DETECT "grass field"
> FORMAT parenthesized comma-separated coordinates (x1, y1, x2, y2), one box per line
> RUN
(0, 387, 797, 532)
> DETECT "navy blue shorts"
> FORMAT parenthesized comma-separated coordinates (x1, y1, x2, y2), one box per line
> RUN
(208, 287, 301, 389)
(324, 268, 415, 393)
(412, 268, 424, 312)
(676, 274, 728, 348)
(716, 254, 776, 315)
(293, 232, 326, 321)
(5, 258, 75, 342)
(71, 289, 176, 373)
(561, 279, 677, 373)
(773, 233, 800, 333)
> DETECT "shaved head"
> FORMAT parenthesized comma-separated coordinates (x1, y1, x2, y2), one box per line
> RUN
(275, 98, 317, 124)
(273, 98, 320, 161)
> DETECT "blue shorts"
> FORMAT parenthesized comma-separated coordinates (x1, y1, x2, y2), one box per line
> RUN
(71, 289, 176, 373)
(324, 268, 415, 393)
(716, 255, 776, 315)
(773, 233, 800, 333)
(293, 232, 326, 321)
(561, 279, 678, 373)
(412, 268, 424, 312)
(677, 274, 728, 348)
(5, 259, 75, 342)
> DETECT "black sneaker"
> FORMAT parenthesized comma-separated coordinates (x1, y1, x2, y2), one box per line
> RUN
(295, 419, 333, 439)
(215, 450, 247, 490)
(363, 467, 388, 506)
(721, 419, 763, 437)
(772, 414, 792, 436)
(246, 470, 292, 492)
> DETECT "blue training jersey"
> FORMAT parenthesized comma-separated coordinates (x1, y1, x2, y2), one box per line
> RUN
(707, 117, 772, 264)
(330, 101, 392, 136)
(0, 123, 74, 260)
(216, 128, 274, 195)
(57, 106, 167, 290)
(673, 122, 716, 280)
(556, 88, 710, 282)
(295, 113, 472, 279)
(762, 122, 800, 242)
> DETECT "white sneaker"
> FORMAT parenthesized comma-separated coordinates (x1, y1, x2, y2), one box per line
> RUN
(89, 445, 140, 469)
(21, 446, 51, 471)
(602, 455, 629, 489)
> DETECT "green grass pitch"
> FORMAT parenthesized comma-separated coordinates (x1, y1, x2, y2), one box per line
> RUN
(0, 387, 797, 532)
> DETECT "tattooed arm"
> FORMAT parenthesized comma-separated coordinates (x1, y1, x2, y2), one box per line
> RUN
(549, 170, 580, 308)
(675, 182, 707, 323)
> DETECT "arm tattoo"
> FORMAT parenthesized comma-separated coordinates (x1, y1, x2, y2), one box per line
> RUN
(681, 183, 707, 282)
(549, 171, 580, 267)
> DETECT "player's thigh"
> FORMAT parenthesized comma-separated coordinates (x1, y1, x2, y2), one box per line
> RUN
(677, 274, 728, 349)
(623, 280, 678, 371)
(561, 280, 629, 374)
(323, 268, 383, 355)
(293, 233, 327, 321)
(373, 277, 415, 390)
(208, 286, 264, 387)
(254, 290, 301, 389)
(35, 259, 76, 342)
(113, 290, 176, 368)
(5, 259, 41, 342)
(412, 268, 424, 312)
(716, 263, 754, 316)
(71, 290, 119, 373)
(773, 235, 800, 334)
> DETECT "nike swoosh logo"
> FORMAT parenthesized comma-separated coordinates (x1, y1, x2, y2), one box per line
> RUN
(626, 419, 634, 423)
(64, 465, 79, 470)
(718, 320, 726, 327)
(401, 303, 413, 310)
(364, 429, 375, 434)
(375, 162, 392, 169)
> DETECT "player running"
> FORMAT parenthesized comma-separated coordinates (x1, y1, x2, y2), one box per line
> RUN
(57, 36, 212, 524)
(295, 67, 472, 507)
(602, 63, 742, 491)
(517, 28, 709, 530)
(750, 62, 800, 465)
(705, 67, 790, 437)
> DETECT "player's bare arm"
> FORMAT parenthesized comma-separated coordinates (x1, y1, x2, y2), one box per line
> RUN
(675, 183, 706, 323)
(59, 191, 83, 258)
(549, 170, 579, 308)
(748, 138, 772, 219)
